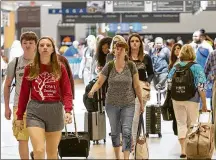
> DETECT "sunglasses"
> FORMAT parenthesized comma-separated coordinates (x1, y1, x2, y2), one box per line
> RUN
(113, 41, 118, 45)
(115, 42, 127, 48)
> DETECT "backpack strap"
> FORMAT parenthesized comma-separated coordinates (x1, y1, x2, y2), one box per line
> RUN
(107, 60, 114, 78)
(10, 57, 19, 92)
(184, 62, 196, 70)
(14, 57, 19, 85)
(128, 60, 134, 77)
(175, 62, 196, 71)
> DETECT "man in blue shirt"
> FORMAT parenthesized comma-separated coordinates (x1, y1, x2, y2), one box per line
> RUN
(149, 37, 170, 95)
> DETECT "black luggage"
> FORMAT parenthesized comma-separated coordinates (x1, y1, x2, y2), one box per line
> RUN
(161, 90, 174, 121)
(83, 78, 106, 112)
(84, 87, 106, 144)
(146, 89, 162, 138)
(58, 109, 90, 159)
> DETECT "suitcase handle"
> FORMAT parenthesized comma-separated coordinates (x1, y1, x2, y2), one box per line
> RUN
(64, 106, 78, 138)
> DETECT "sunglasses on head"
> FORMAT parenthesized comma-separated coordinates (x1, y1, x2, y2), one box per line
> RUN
(113, 41, 118, 45)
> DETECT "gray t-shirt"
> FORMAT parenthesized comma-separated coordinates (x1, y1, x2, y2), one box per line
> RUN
(6, 56, 33, 106)
(101, 61, 138, 107)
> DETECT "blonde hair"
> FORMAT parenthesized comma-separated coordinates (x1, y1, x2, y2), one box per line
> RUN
(179, 44, 196, 61)
(28, 36, 61, 80)
(110, 35, 127, 54)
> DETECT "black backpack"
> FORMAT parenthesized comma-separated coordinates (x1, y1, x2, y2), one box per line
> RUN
(83, 60, 134, 112)
(171, 62, 196, 101)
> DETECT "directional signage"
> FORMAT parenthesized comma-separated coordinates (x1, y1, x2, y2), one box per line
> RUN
(62, 12, 179, 23)
(152, 1, 184, 12)
(121, 13, 179, 23)
(62, 13, 120, 23)
(113, 1, 145, 12)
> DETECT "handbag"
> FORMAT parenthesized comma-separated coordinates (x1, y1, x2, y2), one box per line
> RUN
(186, 111, 214, 159)
(161, 90, 174, 121)
(135, 114, 149, 160)
(140, 81, 151, 101)
(58, 109, 90, 158)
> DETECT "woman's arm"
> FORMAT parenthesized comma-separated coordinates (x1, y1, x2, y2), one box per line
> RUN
(145, 54, 154, 83)
(199, 90, 207, 110)
(60, 65, 73, 113)
(133, 73, 143, 110)
(16, 66, 31, 120)
(88, 73, 106, 97)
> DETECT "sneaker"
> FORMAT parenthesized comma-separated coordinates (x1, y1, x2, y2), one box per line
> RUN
(30, 151, 34, 160)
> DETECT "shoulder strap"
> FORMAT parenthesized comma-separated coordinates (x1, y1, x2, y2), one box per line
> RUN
(107, 60, 114, 78)
(128, 61, 134, 77)
(14, 57, 19, 85)
(185, 62, 196, 69)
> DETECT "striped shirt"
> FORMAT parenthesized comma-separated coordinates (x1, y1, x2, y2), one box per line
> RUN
(204, 50, 216, 80)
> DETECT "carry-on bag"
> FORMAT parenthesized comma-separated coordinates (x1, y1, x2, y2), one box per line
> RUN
(185, 110, 214, 159)
(146, 89, 162, 137)
(161, 90, 174, 121)
(84, 88, 106, 144)
(135, 113, 149, 160)
(58, 109, 90, 159)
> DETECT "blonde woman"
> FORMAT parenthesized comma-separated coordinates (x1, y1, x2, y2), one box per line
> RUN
(15, 37, 73, 159)
(88, 38, 143, 159)
(168, 44, 207, 158)
(106, 35, 126, 63)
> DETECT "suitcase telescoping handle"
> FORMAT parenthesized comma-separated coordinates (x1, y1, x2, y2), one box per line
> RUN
(64, 106, 78, 138)
(198, 110, 213, 124)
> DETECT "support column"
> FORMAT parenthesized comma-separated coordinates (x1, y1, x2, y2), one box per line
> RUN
(4, 11, 15, 57)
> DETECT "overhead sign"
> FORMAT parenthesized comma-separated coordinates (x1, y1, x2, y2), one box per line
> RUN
(113, 1, 145, 12)
(62, 13, 120, 23)
(49, 8, 87, 14)
(152, 1, 184, 12)
(62, 12, 179, 23)
(17, 6, 40, 27)
(206, 1, 216, 11)
(121, 13, 179, 23)
(185, 1, 200, 12)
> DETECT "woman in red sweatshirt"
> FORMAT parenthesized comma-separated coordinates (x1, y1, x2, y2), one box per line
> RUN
(15, 36, 73, 159)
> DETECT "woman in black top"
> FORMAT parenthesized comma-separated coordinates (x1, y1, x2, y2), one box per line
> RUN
(127, 33, 154, 151)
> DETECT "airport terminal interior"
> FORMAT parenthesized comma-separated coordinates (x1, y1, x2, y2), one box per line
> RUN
(1, 0, 216, 159)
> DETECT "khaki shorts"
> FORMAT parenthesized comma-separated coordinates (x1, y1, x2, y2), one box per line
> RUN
(12, 107, 29, 141)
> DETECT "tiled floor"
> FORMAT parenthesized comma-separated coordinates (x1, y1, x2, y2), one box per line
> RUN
(1, 83, 215, 159)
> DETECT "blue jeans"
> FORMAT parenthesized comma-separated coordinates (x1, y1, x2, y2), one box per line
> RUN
(106, 104, 135, 152)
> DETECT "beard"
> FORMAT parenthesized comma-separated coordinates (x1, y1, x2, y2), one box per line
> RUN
(194, 39, 201, 44)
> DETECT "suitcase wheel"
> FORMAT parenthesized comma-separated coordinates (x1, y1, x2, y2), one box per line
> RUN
(104, 139, 106, 143)
(158, 133, 162, 138)
(146, 133, 149, 138)
(96, 140, 99, 144)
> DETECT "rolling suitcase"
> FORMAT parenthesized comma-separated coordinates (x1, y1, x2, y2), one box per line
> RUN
(84, 87, 106, 144)
(58, 109, 90, 159)
(146, 89, 162, 138)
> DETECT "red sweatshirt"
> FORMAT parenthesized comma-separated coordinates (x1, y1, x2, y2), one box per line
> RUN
(16, 64, 73, 120)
